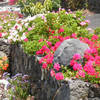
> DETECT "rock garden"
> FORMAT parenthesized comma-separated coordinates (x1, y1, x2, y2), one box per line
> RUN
(0, 0, 100, 100)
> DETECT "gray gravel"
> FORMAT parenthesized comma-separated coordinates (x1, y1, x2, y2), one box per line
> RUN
(86, 14, 100, 29)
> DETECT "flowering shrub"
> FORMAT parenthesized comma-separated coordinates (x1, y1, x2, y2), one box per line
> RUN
(0, 56, 9, 71)
(22, 9, 89, 54)
(36, 33, 100, 83)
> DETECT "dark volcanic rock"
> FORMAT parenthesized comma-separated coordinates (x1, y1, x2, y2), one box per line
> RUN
(54, 83, 70, 100)
(0, 39, 10, 56)
(89, 84, 100, 98)
(9, 44, 42, 82)
(53, 39, 89, 66)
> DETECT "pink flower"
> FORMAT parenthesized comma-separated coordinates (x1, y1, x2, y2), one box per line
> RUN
(50, 69, 55, 77)
(54, 42, 61, 49)
(0, 32, 2, 37)
(28, 27, 32, 31)
(78, 70, 85, 78)
(58, 28, 64, 33)
(53, 63, 60, 71)
(73, 53, 81, 60)
(73, 63, 82, 71)
(55, 72, 64, 80)
(87, 28, 92, 31)
(80, 21, 86, 26)
(84, 61, 96, 75)
(65, 36, 70, 40)
(85, 49, 91, 54)
(39, 39, 43, 42)
(42, 15, 46, 22)
(42, 45, 50, 53)
(71, 33, 77, 38)
(85, 20, 90, 24)
(25, 32, 28, 34)
(91, 35, 98, 40)
(46, 41, 52, 47)
(24, 38, 28, 42)
(70, 60, 77, 66)
(95, 56, 100, 65)
(42, 63, 47, 69)
(46, 55, 53, 64)
(58, 36, 64, 41)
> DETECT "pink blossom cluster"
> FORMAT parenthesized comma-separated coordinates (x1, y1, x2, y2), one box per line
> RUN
(36, 27, 100, 81)
(36, 28, 100, 80)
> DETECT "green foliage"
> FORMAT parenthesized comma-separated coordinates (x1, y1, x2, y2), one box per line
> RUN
(62, 65, 76, 78)
(18, 0, 52, 16)
(52, 0, 61, 11)
(22, 10, 89, 54)
(8, 74, 30, 100)
(94, 27, 100, 35)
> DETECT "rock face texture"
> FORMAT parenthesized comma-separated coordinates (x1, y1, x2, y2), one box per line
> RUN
(0, 39, 10, 56)
(9, 44, 42, 82)
(69, 80, 89, 100)
(53, 39, 89, 66)
(33, 78, 100, 100)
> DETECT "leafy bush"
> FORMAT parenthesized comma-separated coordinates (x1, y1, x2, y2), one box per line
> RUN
(18, 0, 52, 16)
(52, 0, 61, 11)
(94, 27, 100, 35)
(22, 10, 89, 54)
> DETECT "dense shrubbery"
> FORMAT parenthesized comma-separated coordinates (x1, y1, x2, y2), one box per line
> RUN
(17, 0, 52, 16)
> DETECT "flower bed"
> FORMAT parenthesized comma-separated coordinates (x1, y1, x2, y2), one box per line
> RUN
(0, 8, 100, 84)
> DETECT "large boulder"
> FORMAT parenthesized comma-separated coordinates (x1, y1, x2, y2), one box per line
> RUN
(53, 39, 89, 66)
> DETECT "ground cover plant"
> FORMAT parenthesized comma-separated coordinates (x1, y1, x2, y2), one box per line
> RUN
(3, 73, 30, 100)
(0, 9, 100, 84)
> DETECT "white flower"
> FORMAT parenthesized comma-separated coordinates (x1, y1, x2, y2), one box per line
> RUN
(8, 24, 11, 26)
(13, 38, 17, 42)
(15, 34, 19, 38)
(25, 23, 29, 28)
(0, 79, 9, 90)
(21, 34, 26, 40)
(2, 33, 6, 37)
(8, 36, 13, 40)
